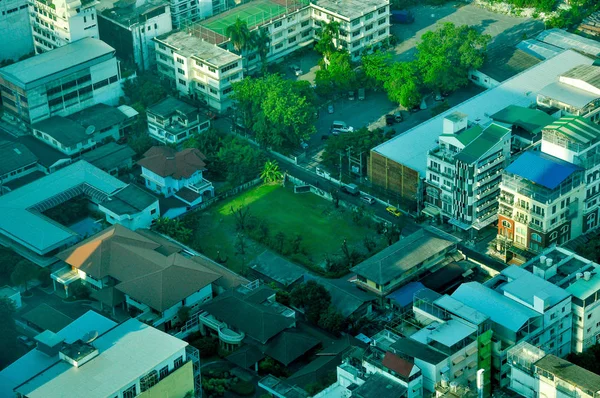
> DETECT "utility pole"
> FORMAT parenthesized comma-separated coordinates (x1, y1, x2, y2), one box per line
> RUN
(337, 150, 344, 182)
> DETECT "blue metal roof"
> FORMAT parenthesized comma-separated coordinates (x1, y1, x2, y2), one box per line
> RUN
(505, 151, 581, 190)
(386, 281, 426, 307)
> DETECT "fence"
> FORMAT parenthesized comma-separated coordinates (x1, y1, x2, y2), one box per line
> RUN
(186, 178, 262, 213)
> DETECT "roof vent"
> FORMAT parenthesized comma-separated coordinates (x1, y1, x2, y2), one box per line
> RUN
(85, 125, 96, 135)
(577, 272, 584, 280)
(540, 255, 547, 264)
(584, 271, 592, 281)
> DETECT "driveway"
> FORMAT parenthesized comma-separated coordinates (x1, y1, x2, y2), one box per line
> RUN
(391, 2, 544, 61)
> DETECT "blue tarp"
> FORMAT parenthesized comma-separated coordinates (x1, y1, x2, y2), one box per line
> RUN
(505, 151, 582, 190)
(386, 282, 426, 308)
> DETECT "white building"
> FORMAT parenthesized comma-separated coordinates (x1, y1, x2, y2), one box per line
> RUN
(0, 310, 199, 398)
(29, 0, 99, 54)
(138, 146, 214, 207)
(97, 0, 173, 71)
(99, 184, 159, 230)
(424, 112, 511, 235)
(522, 246, 600, 353)
(0, 38, 122, 126)
(147, 96, 210, 145)
(0, 0, 34, 62)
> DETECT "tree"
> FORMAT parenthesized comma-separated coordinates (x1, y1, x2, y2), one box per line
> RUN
(177, 306, 191, 324)
(385, 61, 422, 108)
(153, 217, 193, 244)
(235, 233, 247, 255)
(250, 28, 271, 74)
(231, 205, 251, 231)
(322, 127, 387, 173)
(37, 267, 51, 287)
(318, 306, 345, 334)
(274, 231, 286, 254)
(363, 235, 376, 253)
(10, 260, 37, 292)
(416, 23, 490, 93)
(361, 51, 393, 88)
(225, 18, 252, 53)
(290, 234, 303, 254)
(315, 51, 356, 96)
(290, 281, 332, 324)
(385, 224, 403, 246)
(260, 160, 283, 183)
(315, 21, 341, 59)
(0, 297, 18, 368)
(70, 281, 91, 299)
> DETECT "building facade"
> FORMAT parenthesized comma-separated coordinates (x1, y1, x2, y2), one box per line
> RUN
(0, 38, 122, 126)
(147, 96, 210, 145)
(0, 0, 34, 62)
(424, 112, 511, 235)
(29, 0, 99, 53)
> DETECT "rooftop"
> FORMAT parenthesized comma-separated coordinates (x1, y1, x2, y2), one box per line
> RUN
(543, 116, 600, 147)
(562, 64, 600, 90)
(452, 282, 540, 333)
(351, 228, 458, 285)
(517, 39, 562, 60)
(81, 142, 136, 171)
(100, 0, 169, 27)
(16, 318, 188, 398)
(499, 265, 570, 311)
(147, 96, 198, 119)
(68, 103, 130, 132)
(312, 0, 388, 20)
(411, 319, 476, 349)
(100, 184, 158, 216)
(490, 105, 556, 135)
(21, 304, 74, 333)
(138, 146, 207, 179)
(454, 123, 511, 164)
(372, 50, 594, 177)
(31, 116, 89, 147)
(390, 337, 448, 365)
(478, 48, 541, 83)
(538, 81, 599, 108)
(0, 141, 38, 176)
(305, 275, 378, 317)
(536, 28, 600, 57)
(433, 295, 489, 325)
(386, 281, 426, 308)
(352, 373, 407, 398)
(0, 38, 115, 89)
(535, 355, 600, 394)
(250, 250, 305, 287)
(0, 161, 126, 255)
(504, 150, 582, 190)
(16, 135, 68, 169)
(156, 30, 241, 67)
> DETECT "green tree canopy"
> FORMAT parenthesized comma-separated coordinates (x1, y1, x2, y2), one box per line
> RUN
(226, 18, 252, 53)
(322, 127, 388, 172)
(416, 23, 490, 93)
(315, 51, 356, 96)
(315, 21, 341, 59)
(251, 28, 271, 74)
(260, 160, 283, 183)
(10, 260, 37, 292)
(290, 280, 332, 324)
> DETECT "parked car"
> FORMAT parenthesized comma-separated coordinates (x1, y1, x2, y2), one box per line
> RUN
(394, 111, 403, 122)
(290, 64, 302, 76)
(349, 91, 355, 100)
(18, 335, 35, 349)
(300, 140, 309, 149)
(386, 114, 395, 126)
(434, 92, 444, 101)
(328, 104, 334, 114)
(361, 196, 375, 205)
(358, 88, 365, 100)
(341, 184, 360, 196)
(386, 206, 402, 217)
(409, 106, 420, 113)
(331, 121, 354, 135)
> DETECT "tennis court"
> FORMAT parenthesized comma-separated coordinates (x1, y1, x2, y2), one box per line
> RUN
(200, 0, 288, 35)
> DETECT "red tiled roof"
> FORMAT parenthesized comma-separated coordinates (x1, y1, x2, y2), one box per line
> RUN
(382, 351, 414, 378)
(137, 146, 207, 179)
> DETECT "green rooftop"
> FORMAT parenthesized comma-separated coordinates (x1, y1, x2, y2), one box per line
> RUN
(490, 105, 555, 135)
(543, 116, 600, 146)
(455, 123, 510, 164)
(440, 125, 483, 147)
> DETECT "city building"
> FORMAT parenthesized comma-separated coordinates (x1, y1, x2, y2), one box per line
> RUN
(424, 113, 512, 235)
(451, 265, 572, 388)
(350, 227, 461, 297)
(508, 342, 600, 398)
(537, 64, 600, 122)
(53, 224, 221, 330)
(138, 146, 214, 206)
(521, 246, 600, 353)
(0, 0, 34, 62)
(470, 47, 541, 90)
(0, 310, 200, 398)
(489, 105, 556, 152)
(0, 161, 156, 264)
(369, 50, 593, 212)
(97, 0, 173, 71)
(157, 0, 390, 113)
(578, 11, 600, 38)
(0, 38, 122, 126)
(496, 151, 585, 260)
(99, 184, 159, 230)
(0, 140, 39, 193)
(81, 141, 136, 175)
(147, 96, 210, 145)
(535, 29, 600, 60)
(29, 0, 99, 54)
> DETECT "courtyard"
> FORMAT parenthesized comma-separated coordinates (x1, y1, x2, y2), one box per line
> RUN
(189, 184, 384, 274)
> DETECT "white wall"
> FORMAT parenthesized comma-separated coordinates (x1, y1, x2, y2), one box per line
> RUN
(132, 8, 172, 70)
(161, 284, 213, 323)
(101, 198, 159, 230)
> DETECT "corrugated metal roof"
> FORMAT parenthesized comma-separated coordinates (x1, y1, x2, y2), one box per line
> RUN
(455, 123, 510, 164)
(536, 28, 600, 57)
(490, 105, 555, 134)
(543, 116, 600, 145)
(561, 64, 600, 89)
(504, 151, 582, 190)
(517, 39, 562, 60)
(538, 81, 599, 108)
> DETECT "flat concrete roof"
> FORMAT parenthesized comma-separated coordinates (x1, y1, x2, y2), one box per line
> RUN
(156, 31, 241, 67)
(313, 0, 388, 21)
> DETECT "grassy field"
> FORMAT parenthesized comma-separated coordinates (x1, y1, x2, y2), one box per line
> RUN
(200, 0, 287, 35)
(190, 184, 381, 274)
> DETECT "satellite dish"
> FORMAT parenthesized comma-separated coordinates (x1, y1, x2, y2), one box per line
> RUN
(85, 125, 96, 135)
(82, 330, 99, 343)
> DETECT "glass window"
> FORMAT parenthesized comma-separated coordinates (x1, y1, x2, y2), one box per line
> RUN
(123, 385, 137, 398)
(174, 356, 183, 369)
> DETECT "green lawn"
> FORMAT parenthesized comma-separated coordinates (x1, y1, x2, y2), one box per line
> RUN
(190, 184, 381, 274)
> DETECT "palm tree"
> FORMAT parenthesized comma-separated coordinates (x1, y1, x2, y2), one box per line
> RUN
(316, 21, 341, 60)
(250, 28, 271, 74)
(260, 160, 283, 184)
(225, 18, 252, 54)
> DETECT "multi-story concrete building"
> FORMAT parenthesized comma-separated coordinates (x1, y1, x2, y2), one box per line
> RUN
(521, 246, 600, 353)
(508, 342, 600, 398)
(0, 38, 122, 126)
(537, 64, 600, 123)
(424, 112, 511, 235)
(97, 0, 173, 71)
(0, 0, 34, 62)
(147, 96, 210, 145)
(157, 0, 389, 113)
(155, 30, 242, 112)
(0, 311, 200, 398)
(29, 0, 99, 53)
(451, 265, 572, 389)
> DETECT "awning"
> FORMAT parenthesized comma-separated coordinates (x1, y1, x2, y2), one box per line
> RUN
(422, 206, 441, 217)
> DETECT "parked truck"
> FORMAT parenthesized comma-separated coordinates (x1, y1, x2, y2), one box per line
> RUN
(391, 10, 414, 24)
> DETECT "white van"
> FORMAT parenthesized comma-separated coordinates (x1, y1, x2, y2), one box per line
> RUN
(331, 121, 354, 135)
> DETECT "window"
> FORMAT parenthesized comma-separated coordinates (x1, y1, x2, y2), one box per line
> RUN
(223, 87, 233, 94)
(178, 79, 187, 86)
(301, 20, 309, 27)
(378, 7, 386, 14)
(274, 20, 282, 28)
(83, 16, 86, 23)
(561, 225, 569, 234)
(364, 12, 373, 20)
(549, 231, 558, 240)
(221, 62, 238, 73)
(159, 365, 169, 379)
(177, 68, 185, 75)
(176, 57, 184, 64)
(140, 369, 158, 392)
(123, 384, 137, 398)
(288, 36, 296, 44)
(365, 23, 373, 31)
(531, 233, 541, 243)
(150, 208, 157, 215)
(174, 356, 183, 369)
(209, 88, 217, 94)
(208, 67, 216, 73)
(502, 220, 511, 229)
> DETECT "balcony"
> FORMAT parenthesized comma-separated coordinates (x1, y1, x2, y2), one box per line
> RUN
(528, 221, 543, 232)
(218, 325, 245, 344)
(187, 179, 213, 194)
(499, 195, 514, 206)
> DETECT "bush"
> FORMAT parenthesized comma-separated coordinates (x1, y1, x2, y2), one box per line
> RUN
(37, 268, 52, 287)
(190, 336, 219, 357)
(230, 380, 256, 396)
(69, 281, 91, 300)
